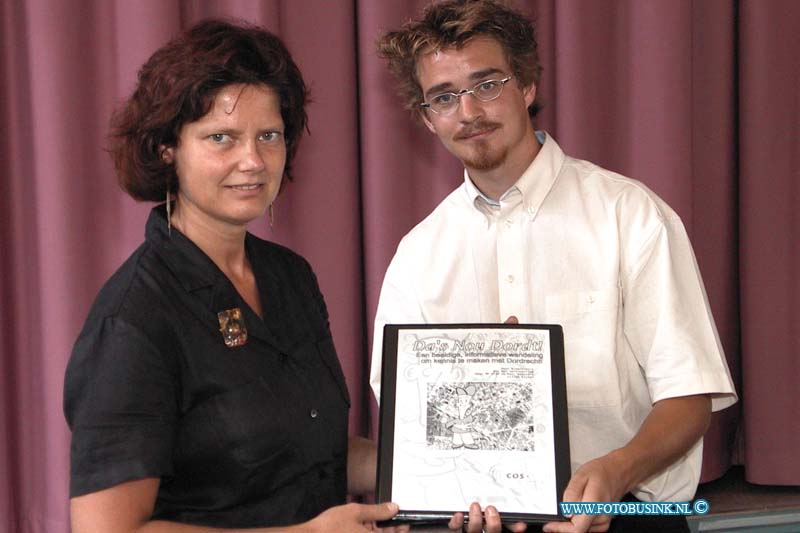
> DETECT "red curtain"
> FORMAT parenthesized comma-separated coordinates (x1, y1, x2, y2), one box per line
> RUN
(1, 1, 797, 531)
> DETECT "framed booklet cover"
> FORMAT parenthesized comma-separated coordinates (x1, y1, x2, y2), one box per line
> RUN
(377, 324, 570, 525)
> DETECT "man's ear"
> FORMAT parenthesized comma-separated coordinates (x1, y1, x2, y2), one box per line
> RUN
(160, 145, 174, 164)
(522, 82, 537, 109)
(421, 112, 437, 134)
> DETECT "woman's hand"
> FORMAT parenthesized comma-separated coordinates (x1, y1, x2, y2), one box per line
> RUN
(347, 436, 379, 496)
(71, 477, 404, 533)
(304, 502, 406, 532)
(448, 502, 528, 533)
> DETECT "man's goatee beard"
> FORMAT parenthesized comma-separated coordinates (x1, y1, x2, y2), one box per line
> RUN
(464, 141, 507, 171)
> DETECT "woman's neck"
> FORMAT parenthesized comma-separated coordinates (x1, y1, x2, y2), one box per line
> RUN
(170, 201, 249, 280)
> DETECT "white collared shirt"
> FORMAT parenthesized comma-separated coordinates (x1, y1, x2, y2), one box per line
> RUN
(370, 132, 736, 502)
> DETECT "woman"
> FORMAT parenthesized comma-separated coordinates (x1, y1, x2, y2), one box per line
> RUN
(63, 19, 400, 532)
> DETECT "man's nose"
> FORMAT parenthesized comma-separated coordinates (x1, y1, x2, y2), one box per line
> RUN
(457, 91, 485, 122)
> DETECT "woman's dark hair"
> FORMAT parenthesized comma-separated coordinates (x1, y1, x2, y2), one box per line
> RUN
(110, 19, 309, 201)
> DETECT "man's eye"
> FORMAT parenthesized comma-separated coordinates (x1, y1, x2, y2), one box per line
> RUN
(477, 81, 498, 93)
(209, 133, 229, 143)
(433, 93, 456, 105)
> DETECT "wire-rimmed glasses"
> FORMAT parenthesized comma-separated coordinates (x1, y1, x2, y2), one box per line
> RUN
(420, 76, 513, 115)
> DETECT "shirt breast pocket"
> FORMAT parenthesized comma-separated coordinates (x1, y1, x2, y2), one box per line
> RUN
(545, 287, 622, 408)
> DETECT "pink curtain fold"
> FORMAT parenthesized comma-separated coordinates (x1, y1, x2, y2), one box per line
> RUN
(1, 1, 797, 531)
(738, 0, 800, 485)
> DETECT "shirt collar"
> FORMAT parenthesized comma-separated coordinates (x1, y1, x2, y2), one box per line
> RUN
(145, 204, 224, 293)
(145, 204, 286, 348)
(463, 131, 565, 218)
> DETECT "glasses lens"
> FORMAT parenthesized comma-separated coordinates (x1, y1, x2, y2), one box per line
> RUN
(473, 80, 504, 101)
(430, 93, 458, 114)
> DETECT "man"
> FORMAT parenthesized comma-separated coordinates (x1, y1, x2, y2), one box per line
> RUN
(370, 1, 736, 532)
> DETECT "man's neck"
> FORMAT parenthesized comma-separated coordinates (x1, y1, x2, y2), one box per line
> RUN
(468, 130, 541, 201)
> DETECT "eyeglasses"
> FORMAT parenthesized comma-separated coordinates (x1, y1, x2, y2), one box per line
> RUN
(420, 76, 513, 116)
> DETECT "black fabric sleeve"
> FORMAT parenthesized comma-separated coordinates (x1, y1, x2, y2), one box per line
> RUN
(64, 315, 178, 497)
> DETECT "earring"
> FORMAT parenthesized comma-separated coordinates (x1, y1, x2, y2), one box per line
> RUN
(166, 189, 172, 236)
(268, 203, 274, 230)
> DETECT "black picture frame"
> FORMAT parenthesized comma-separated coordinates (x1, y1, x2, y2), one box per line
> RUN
(376, 323, 571, 526)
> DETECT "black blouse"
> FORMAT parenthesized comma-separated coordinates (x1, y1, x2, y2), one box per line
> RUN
(64, 205, 350, 528)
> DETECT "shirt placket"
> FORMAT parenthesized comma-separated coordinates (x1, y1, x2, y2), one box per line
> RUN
(471, 205, 500, 321)
(497, 195, 526, 320)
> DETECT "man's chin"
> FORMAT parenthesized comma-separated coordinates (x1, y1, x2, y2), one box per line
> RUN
(462, 151, 506, 172)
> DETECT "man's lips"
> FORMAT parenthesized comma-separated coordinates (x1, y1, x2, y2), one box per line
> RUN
(454, 123, 500, 140)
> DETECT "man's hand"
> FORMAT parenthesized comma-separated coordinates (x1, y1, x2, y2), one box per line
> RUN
(543, 394, 712, 533)
(542, 454, 626, 532)
(448, 502, 527, 533)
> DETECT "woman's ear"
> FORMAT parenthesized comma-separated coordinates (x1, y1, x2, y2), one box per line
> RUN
(160, 145, 174, 164)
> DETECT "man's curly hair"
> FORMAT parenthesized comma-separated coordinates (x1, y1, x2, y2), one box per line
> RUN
(377, 0, 542, 118)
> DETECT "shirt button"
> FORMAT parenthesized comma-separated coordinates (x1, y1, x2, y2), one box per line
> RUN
(587, 295, 595, 304)
(506, 275, 515, 284)
(310, 409, 319, 419)
(505, 218, 513, 228)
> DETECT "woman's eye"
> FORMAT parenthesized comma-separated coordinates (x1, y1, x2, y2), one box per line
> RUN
(261, 132, 283, 142)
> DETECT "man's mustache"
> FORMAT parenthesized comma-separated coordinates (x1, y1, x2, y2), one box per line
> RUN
(453, 120, 501, 140)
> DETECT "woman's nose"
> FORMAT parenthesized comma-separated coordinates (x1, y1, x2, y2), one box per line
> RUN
(238, 140, 266, 172)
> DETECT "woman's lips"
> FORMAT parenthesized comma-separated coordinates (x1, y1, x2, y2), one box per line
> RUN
(226, 183, 264, 191)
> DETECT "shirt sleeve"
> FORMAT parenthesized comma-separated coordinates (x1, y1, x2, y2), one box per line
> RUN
(370, 239, 426, 403)
(621, 213, 737, 411)
(64, 315, 178, 497)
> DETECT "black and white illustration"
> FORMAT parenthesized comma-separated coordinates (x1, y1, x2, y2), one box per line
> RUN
(379, 325, 569, 519)
(426, 382, 540, 451)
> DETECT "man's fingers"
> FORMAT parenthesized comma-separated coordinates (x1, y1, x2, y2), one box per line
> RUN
(561, 473, 589, 507)
(467, 502, 483, 532)
(543, 513, 597, 533)
(448, 511, 465, 530)
(448, 503, 528, 533)
(483, 506, 502, 532)
(542, 520, 577, 533)
(570, 513, 597, 533)
(587, 515, 611, 532)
